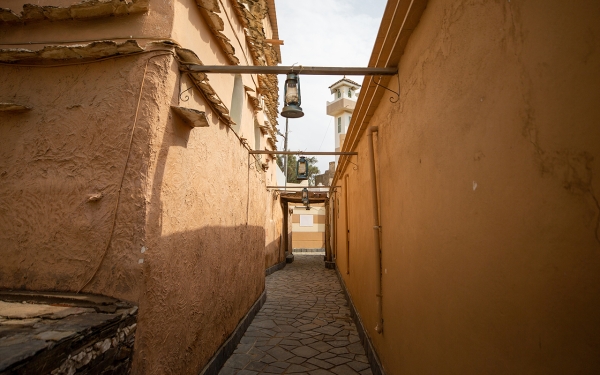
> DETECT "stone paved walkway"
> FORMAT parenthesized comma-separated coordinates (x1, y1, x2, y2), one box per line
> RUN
(219, 254, 372, 375)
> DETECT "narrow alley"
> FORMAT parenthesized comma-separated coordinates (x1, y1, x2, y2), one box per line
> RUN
(219, 255, 371, 375)
(1, 1, 599, 374)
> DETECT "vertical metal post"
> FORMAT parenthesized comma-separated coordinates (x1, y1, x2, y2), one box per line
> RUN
(325, 198, 331, 262)
(283, 118, 290, 260)
(333, 192, 337, 260)
(284, 117, 289, 190)
(344, 174, 350, 274)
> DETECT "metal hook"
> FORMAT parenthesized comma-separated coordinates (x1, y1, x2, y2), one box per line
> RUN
(288, 62, 304, 75)
(371, 75, 400, 103)
(347, 160, 359, 171)
(179, 86, 194, 102)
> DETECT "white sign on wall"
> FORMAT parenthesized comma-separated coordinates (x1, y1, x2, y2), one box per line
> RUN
(299, 215, 314, 227)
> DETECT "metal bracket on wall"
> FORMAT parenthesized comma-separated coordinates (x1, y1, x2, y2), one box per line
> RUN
(347, 160, 358, 171)
(371, 75, 400, 103)
(179, 86, 194, 103)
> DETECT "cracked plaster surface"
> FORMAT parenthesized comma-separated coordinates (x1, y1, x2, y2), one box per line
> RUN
(0, 0, 149, 23)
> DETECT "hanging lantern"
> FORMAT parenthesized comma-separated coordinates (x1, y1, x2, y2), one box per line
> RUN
(302, 187, 310, 209)
(281, 73, 304, 118)
(297, 156, 308, 180)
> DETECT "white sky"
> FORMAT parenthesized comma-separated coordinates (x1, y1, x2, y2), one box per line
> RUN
(274, 0, 387, 174)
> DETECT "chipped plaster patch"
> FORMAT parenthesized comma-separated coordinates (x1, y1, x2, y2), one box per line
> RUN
(0, 102, 31, 111)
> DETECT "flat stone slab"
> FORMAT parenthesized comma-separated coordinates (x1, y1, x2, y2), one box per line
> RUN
(0, 290, 137, 374)
(291, 346, 320, 358)
(0, 301, 70, 319)
(218, 255, 372, 375)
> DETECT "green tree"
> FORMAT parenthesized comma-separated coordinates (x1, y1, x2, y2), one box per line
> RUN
(277, 155, 320, 185)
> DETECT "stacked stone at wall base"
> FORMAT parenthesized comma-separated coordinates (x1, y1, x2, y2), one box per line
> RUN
(292, 248, 326, 253)
(0, 291, 137, 375)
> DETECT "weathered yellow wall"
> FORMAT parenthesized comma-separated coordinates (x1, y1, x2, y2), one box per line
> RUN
(337, 0, 600, 374)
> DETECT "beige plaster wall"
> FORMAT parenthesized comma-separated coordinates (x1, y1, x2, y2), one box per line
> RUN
(172, 0, 236, 112)
(133, 56, 279, 374)
(0, 0, 173, 47)
(337, 0, 600, 374)
(172, 0, 263, 135)
(0, 51, 282, 375)
(0, 3, 283, 374)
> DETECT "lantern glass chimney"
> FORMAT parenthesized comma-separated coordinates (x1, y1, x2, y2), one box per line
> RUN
(281, 73, 304, 118)
(297, 156, 309, 180)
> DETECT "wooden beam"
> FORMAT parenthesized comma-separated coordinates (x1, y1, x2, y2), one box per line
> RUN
(265, 39, 284, 45)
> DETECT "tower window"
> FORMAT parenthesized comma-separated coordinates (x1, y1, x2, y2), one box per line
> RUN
(337, 117, 342, 133)
(348, 89, 352, 98)
(337, 89, 341, 99)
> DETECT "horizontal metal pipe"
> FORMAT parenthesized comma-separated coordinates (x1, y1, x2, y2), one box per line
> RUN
(250, 151, 357, 155)
(267, 186, 339, 189)
(185, 65, 398, 76)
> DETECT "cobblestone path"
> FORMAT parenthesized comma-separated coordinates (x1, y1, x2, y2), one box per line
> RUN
(219, 254, 372, 375)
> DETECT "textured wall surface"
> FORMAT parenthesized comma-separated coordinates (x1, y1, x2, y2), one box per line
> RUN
(0, 0, 173, 48)
(336, 0, 600, 374)
(0, 53, 282, 375)
(0, 1, 283, 373)
(0, 55, 154, 300)
(134, 57, 279, 374)
(264, 191, 285, 269)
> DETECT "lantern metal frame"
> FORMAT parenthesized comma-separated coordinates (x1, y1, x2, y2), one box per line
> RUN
(296, 156, 309, 180)
(281, 73, 304, 118)
(301, 187, 310, 210)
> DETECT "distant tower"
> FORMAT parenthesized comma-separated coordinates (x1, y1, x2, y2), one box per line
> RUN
(326, 77, 361, 166)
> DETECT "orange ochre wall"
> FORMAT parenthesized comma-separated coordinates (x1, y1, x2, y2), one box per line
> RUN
(335, 1, 600, 374)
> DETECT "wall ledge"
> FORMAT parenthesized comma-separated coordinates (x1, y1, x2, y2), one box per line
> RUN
(0, 41, 237, 127)
(335, 265, 386, 375)
(171, 106, 210, 128)
(0, 39, 145, 63)
(0, 0, 149, 24)
(198, 290, 266, 375)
